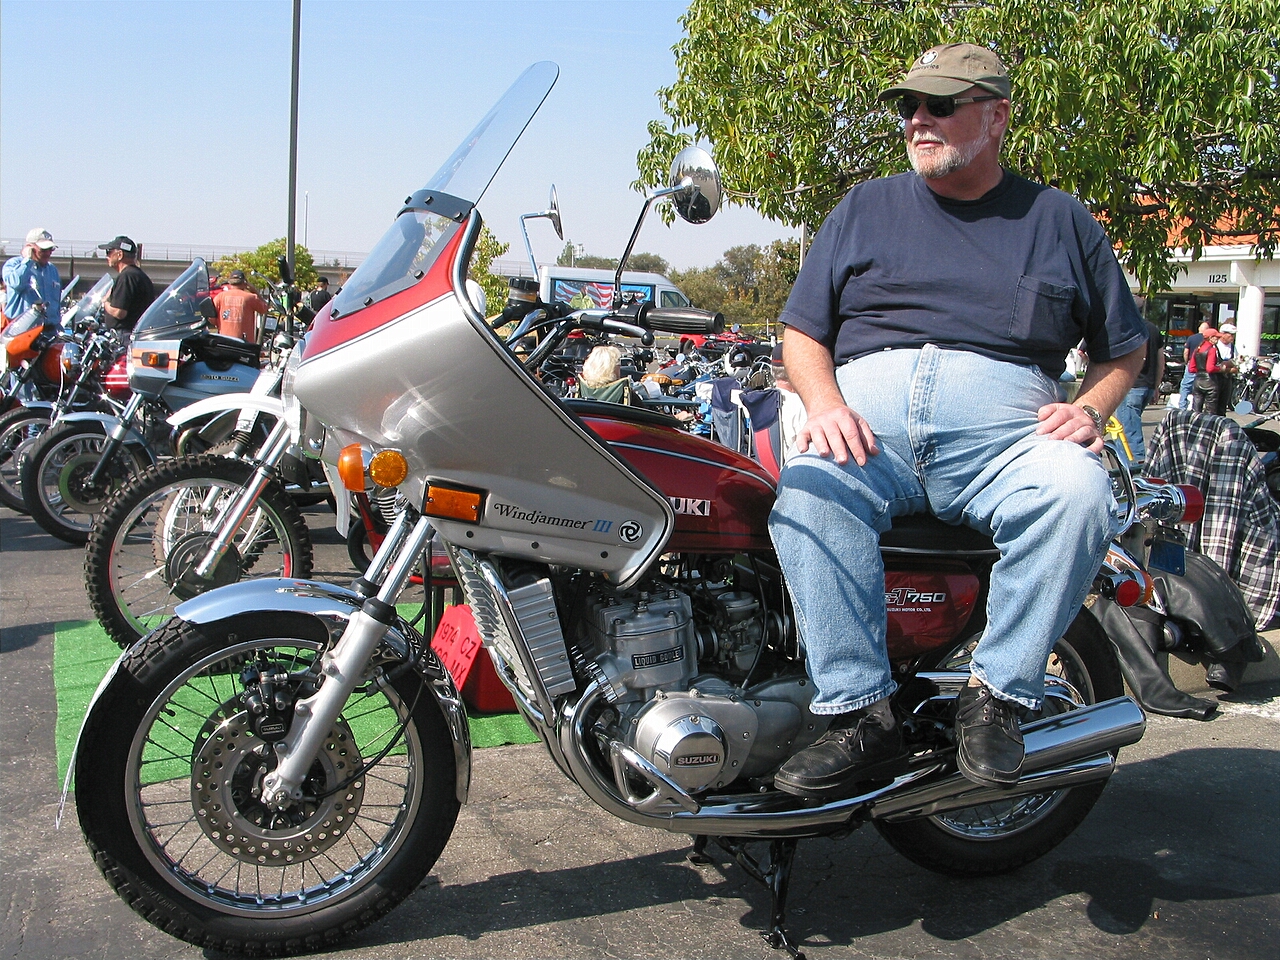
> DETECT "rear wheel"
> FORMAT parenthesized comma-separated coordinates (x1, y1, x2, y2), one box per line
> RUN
(75, 612, 460, 955)
(85, 455, 313, 648)
(0, 405, 51, 512)
(1256, 379, 1279, 414)
(20, 421, 148, 543)
(875, 610, 1123, 876)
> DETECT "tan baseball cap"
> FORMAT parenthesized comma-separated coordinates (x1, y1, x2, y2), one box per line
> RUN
(879, 43, 1011, 100)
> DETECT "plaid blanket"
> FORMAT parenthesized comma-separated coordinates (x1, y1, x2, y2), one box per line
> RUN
(1146, 410, 1280, 630)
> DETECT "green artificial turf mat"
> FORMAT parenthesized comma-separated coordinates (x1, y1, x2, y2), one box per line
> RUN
(53, 616, 538, 785)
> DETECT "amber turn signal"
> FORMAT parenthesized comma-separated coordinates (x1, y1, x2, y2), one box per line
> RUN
(337, 443, 367, 491)
(424, 484, 483, 523)
(369, 449, 409, 489)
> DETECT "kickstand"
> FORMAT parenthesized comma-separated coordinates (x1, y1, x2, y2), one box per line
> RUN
(697, 837, 806, 960)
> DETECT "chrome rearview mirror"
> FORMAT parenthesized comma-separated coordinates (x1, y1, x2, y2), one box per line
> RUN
(519, 184, 565, 274)
(669, 146, 721, 224)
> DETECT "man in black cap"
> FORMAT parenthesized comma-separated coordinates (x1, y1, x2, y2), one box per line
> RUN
(307, 276, 333, 313)
(99, 236, 155, 331)
(768, 43, 1147, 798)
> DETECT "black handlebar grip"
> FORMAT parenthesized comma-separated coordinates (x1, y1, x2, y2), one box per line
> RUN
(645, 307, 725, 335)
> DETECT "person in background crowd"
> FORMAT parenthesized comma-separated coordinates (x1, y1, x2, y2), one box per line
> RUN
(3, 228, 62, 326)
(213, 270, 270, 342)
(1114, 318, 1164, 468)
(1217, 323, 1238, 365)
(99, 236, 155, 331)
(307, 276, 333, 313)
(1179, 321, 1210, 410)
(1188, 328, 1226, 415)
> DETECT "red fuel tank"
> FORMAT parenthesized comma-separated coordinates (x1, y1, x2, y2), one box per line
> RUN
(578, 407, 775, 553)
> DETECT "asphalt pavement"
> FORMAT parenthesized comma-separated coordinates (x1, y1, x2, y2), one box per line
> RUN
(3, 419, 1279, 960)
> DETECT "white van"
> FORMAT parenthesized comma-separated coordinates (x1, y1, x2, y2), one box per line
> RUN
(538, 266, 692, 310)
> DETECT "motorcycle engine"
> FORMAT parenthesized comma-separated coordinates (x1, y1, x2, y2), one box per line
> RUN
(576, 577, 803, 794)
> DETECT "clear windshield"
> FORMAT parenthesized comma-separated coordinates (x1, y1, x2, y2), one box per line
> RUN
(332, 61, 559, 317)
(132, 259, 212, 342)
(63, 274, 115, 329)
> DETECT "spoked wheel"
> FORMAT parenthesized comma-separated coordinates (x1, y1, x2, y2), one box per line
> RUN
(85, 455, 313, 648)
(1256, 379, 1279, 414)
(75, 612, 461, 955)
(875, 609, 1124, 875)
(20, 421, 148, 543)
(0, 405, 51, 512)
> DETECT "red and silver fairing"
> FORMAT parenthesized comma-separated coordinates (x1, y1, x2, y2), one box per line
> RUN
(292, 63, 676, 588)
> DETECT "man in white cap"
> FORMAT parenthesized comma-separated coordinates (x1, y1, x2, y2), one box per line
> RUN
(3, 228, 62, 325)
(769, 43, 1147, 798)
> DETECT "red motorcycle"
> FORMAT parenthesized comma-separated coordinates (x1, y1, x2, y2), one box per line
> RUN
(71, 63, 1166, 958)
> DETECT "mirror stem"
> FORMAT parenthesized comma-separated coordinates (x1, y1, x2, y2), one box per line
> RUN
(612, 179, 691, 309)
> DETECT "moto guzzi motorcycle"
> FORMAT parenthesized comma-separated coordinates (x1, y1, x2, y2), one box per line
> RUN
(71, 63, 1154, 958)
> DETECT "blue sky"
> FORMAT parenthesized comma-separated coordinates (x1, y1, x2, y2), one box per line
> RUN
(1, 0, 796, 270)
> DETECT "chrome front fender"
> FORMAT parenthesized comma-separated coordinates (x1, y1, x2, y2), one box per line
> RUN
(175, 578, 471, 804)
(60, 578, 471, 823)
(54, 411, 150, 449)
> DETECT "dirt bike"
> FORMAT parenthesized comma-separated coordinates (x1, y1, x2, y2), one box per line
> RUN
(71, 63, 1157, 959)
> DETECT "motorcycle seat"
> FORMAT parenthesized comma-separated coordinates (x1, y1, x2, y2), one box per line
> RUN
(879, 513, 1000, 558)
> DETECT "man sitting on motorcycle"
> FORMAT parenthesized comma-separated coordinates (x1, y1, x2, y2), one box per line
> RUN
(768, 43, 1147, 797)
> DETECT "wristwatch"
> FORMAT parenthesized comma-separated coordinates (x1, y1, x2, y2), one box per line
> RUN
(1079, 404, 1106, 435)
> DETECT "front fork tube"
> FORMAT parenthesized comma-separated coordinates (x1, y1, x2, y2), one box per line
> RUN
(192, 419, 292, 579)
(86, 392, 143, 487)
(260, 511, 436, 808)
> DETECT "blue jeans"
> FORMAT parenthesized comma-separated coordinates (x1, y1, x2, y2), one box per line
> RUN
(1113, 386, 1151, 466)
(769, 346, 1118, 711)
(1178, 368, 1196, 409)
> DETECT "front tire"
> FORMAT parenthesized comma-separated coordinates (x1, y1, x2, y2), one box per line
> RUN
(75, 612, 460, 955)
(876, 610, 1123, 876)
(85, 455, 314, 648)
(20, 421, 148, 543)
(0, 405, 51, 512)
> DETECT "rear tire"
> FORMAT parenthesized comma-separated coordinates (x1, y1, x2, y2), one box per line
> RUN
(20, 421, 148, 543)
(875, 610, 1123, 876)
(0, 405, 51, 512)
(1256, 379, 1279, 414)
(75, 612, 460, 955)
(85, 455, 314, 648)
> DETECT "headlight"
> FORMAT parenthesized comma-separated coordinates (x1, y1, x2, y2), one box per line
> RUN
(60, 342, 82, 374)
(280, 341, 306, 442)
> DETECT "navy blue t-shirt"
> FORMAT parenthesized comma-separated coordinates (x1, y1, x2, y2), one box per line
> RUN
(780, 171, 1147, 377)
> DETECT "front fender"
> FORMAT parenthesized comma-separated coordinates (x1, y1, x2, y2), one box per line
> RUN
(61, 578, 471, 821)
(166, 393, 285, 428)
(53, 411, 150, 450)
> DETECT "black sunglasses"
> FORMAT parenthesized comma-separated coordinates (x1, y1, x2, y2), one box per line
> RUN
(896, 94, 999, 120)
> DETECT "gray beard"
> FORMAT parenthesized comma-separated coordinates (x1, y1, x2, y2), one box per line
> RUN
(907, 110, 993, 179)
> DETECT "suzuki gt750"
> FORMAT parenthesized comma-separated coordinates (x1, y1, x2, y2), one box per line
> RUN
(72, 63, 1154, 958)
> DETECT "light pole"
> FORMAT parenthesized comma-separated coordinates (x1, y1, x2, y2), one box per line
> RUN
(304, 191, 309, 249)
(286, 0, 301, 276)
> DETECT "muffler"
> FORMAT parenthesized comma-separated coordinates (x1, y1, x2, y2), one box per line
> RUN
(869, 695, 1146, 822)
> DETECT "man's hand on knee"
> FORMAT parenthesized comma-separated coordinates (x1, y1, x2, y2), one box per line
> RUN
(797, 404, 880, 466)
(1035, 402, 1104, 452)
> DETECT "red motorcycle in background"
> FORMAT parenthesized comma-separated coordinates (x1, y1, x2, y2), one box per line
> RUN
(71, 63, 1187, 959)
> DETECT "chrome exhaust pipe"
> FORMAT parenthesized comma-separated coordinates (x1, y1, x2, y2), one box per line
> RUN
(561, 679, 1146, 837)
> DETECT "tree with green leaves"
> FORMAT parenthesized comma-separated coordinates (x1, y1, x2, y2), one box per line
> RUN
(213, 239, 319, 292)
(636, 0, 1280, 294)
(673, 238, 800, 329)
(469, 224, 510, 315)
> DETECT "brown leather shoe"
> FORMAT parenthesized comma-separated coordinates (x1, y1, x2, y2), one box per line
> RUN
(774, 709, 905, 799)
(955, 684, 1024, 786)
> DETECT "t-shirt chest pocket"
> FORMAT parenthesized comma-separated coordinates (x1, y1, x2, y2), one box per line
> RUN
(1009, 275, 1078, 348)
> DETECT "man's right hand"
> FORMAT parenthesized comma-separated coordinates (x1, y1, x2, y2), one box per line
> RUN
(796, 402, 880, 466)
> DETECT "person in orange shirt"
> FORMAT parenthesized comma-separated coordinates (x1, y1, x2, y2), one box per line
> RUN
(212, 270, 270, 342)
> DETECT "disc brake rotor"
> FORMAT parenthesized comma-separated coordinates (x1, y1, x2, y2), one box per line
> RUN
(57, 451, 113, 513)
(190, 709, 365, 863)
(165, 532, 243, 601)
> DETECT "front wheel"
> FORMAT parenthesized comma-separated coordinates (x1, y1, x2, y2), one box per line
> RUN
(20, 421, 148, 543)
(1256, 379, 1279, 414)
(0, 405, 52, 512)
(85, 455, 314, 648)
(75, 612, 461, 955)
(875, 609, 1124, 876)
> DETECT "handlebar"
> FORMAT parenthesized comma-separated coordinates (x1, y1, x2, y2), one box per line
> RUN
(645, 306, 725, 335)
